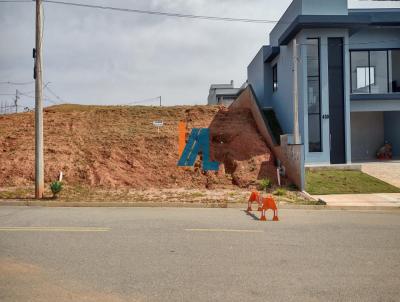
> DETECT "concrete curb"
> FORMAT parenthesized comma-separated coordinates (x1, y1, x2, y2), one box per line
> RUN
(305, 164, 362, 171)
(227, 202, 400, 211)
(1, 200, 399, 211)
(301, 191, 319, 202)
(0, 200, 227, 208)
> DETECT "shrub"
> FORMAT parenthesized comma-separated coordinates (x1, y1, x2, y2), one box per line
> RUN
(50, 181, 63, 199)
(259, 178, 272, 192)
(273, 188, 287, 196)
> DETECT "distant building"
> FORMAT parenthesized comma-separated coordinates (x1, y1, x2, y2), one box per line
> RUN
(207, 80, 243, 106)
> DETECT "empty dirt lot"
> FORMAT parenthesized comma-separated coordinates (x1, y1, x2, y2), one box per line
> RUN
(0, 105, 278, 190)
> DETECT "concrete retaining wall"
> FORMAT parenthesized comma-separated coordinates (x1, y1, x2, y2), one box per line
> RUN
(231, 87, 305, 190)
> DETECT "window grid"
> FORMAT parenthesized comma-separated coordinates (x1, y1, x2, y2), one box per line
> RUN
(307, 38, 322, 153)
(350, 49, 400, 94)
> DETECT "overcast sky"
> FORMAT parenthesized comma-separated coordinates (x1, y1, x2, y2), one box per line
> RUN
(0, 0, 399, 107)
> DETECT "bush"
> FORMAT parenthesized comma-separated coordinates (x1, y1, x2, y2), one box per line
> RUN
(273, 188, 287, 196)
(259, 178, 272, 192)
(50, 181, 63, 199)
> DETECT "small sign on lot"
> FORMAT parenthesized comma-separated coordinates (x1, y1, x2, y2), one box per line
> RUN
(153, 120, 164, 127)
(153, 120, 164, 133)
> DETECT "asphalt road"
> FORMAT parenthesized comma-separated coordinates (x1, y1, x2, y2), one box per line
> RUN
(1, 207, 399, 302)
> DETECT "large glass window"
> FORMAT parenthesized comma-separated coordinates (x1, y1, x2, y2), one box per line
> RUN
(351, 49, 400, 94)
(370, 51, 388, 94)
(351, 51, 370, 93)
(307, 38, 322, 152)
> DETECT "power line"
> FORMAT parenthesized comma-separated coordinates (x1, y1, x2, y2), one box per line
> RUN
(0, 0, 31, 2)
(0, 89, 35, 95)
(0, 81, 34, 85)
(1, 0, 400, 29)
(39, 0, 279, 24)
(0, 0, 279, 23)
(1, 81, 65, 104)
(123, 96, 162, 105)
(18, 91, 60, 105)
(42, 1, 278, 23)
(44, 85, 65, 103)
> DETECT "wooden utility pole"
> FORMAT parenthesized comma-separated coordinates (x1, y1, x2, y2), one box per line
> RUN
(34, 0, 44, 199)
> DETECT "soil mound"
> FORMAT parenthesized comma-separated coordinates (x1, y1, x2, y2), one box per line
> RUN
(0, 104, 276, 189)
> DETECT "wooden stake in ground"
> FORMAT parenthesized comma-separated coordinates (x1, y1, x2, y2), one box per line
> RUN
(34, 0, 44, 199)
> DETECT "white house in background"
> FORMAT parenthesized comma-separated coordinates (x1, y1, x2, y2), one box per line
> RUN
(207, 80, 242, 106)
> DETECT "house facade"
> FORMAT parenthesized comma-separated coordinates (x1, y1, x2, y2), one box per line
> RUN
(248, 0, 400, 165)
(207, 81, 242, 106)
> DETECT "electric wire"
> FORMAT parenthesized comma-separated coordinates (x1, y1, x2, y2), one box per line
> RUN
(0, 0, 279, 23)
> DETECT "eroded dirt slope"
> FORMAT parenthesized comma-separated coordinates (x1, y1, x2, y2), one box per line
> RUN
(0, 105, 276, 189)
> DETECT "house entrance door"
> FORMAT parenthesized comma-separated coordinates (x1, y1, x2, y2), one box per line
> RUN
(328, 37, 346, 164)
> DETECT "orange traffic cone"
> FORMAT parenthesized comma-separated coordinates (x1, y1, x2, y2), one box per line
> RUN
(247, 203, 252, 212)
(247, 191, 260, 212)
(260, 210, 267, 221)
(259, 196, 279, 222)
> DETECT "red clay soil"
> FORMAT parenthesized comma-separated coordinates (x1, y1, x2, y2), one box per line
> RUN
(0, 104, 277, 189)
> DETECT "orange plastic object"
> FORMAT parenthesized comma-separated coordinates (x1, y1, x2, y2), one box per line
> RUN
(260, 195, 279, 221)
(178, 121, 187, 157)
(247, 191, 262, 212)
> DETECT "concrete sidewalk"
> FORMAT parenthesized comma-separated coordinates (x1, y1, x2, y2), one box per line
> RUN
(361, 161, 400, 188)
(313, 193, 400, 208)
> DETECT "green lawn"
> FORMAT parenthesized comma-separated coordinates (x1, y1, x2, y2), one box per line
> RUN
(306, 169, 400, 195)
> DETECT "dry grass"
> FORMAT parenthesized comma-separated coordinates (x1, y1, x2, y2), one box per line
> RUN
(0, 185, 318, 205)
(0, 185, 249, 205)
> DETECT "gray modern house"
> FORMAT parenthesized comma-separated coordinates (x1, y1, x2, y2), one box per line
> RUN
(248, 0, 400, 165)
(207, 81, 242, 106)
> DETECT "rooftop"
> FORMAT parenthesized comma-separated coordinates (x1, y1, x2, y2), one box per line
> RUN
(269, 0, 400, 46)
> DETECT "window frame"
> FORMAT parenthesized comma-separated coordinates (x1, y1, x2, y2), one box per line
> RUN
(272, 64, 278, 92)
(355, 66, 375, 90)
(306, 38, 322, 153)
(350, 48, 400, 95)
